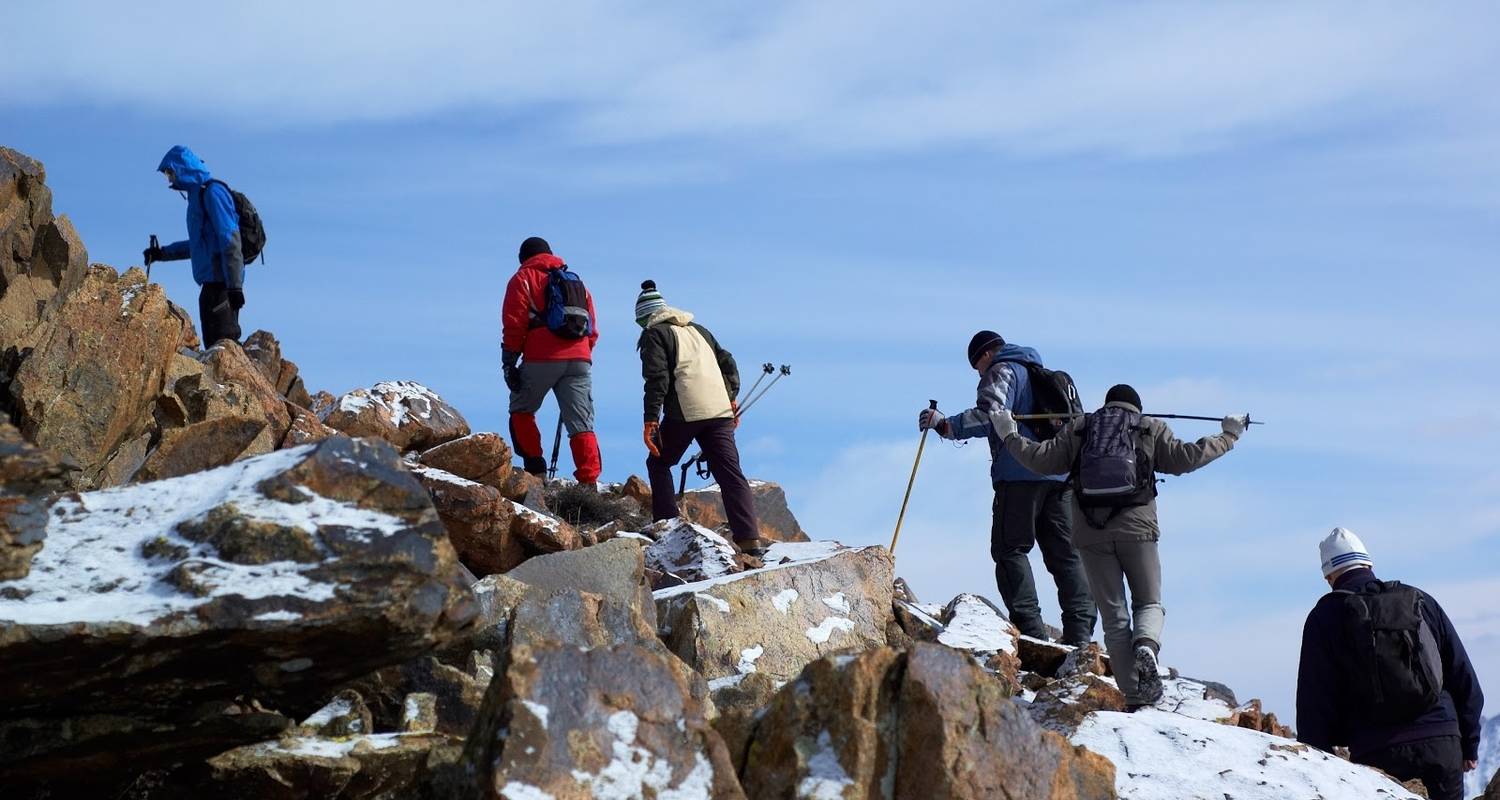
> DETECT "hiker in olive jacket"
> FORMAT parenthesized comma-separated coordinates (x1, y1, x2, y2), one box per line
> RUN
(634, 280, 764, 555)
(991, 384, 1248, 708)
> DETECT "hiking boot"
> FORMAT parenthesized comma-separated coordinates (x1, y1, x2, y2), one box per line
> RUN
(735, 537, 769, 559)
(1134, 644, 1164, 706)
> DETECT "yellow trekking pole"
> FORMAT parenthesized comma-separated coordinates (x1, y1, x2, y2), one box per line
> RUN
(890, 400, 937, 558)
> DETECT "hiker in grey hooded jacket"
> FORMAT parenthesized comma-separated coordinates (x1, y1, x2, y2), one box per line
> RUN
(991, 384, 1248, 709)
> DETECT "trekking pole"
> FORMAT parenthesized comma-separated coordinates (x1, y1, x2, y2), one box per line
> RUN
(737, 364, 790, 418)
(677, 364, 791, 499)
(889, 400, 937, 558)
(739, 363, 775, 404)
(146, 234, 158, 282)
(1013, 412, 1264, 425)
(546, 418, 563, 481)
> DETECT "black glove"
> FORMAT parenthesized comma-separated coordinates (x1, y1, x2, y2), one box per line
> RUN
(503, 364, 523, 392)
(227, 289, 245, 310)
(143, 245, 163, 266)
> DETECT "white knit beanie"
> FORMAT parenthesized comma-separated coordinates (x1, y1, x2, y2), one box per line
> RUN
(1319, 527, 1374, 578)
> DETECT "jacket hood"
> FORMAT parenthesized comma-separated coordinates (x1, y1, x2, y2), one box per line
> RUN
(158, 145, 211, 189)
(644, 306, 694, 328)
(520, 253, 566, 272)
(994, 343, 1043, 368)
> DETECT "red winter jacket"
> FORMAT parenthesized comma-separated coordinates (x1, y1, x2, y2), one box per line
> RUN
(502, 253, 599, 362)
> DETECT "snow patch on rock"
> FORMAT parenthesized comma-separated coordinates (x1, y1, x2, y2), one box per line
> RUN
(805, 617, 855, 645)
(796, 730, 854, 800)
(772, 589, 800, 614)
(567, 710, 716, 799)
(738, 645, 765, 674)
(936, 594, 1016, 655)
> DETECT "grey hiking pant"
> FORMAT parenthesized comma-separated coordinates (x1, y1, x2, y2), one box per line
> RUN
(991, 482, 1097, 645)
(508, 360, 596, 433)
(1079, 538, 1164, 704)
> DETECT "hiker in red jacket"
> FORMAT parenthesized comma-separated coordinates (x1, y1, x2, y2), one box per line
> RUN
(501, 237, 601, 486)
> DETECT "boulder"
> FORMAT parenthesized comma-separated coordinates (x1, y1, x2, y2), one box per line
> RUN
(0, 437, 476, 785)
(411, 464, 522, 576)
(241, 329, 284, 389)
(1027, 672, 1127, 735)
(0, 147, 88, 351)
(402, 693, 439, 734)
(679, 480, 811, 542)
(741, 644, 1116, 800)
(935, 593, 1022, 694)
(891, 599, 944, 643)
(206, 732, 462, 800)
(283, 403, 339, 448)
(621, 473, 652, 510)
(417, 432, 511, 491)
(654, 543, 893, 683)
(1017, 634, 1074, 678)
(0, 423, 68, 580)
(644, 519, 741, 585)
(345, 655, 489, 739)
(508, 501, 582, 556)
(320, 381, 469, 452)
(503, 537, 657, 627)
(7, 266, 194, 489)
(709, 671, 783, 773)
(456, 642, 745, 800)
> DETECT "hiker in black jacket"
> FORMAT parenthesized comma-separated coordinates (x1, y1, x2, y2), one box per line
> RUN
(1297, 528, 1484, 800)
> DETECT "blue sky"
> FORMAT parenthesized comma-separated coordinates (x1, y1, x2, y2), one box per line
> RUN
(5, 1, 1498, 724)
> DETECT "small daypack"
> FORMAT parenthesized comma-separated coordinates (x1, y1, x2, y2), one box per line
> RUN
(531, 265, 593, 339)
(1072, 405, 1155, 527)
(1019, 363, 1083, 441)
(1336, 582, 1444, 722)
(204, 179, 267, 264)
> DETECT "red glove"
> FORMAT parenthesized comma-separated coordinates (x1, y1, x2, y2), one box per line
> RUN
(643, 421, 661, 457)
(731, 400, 740, 428)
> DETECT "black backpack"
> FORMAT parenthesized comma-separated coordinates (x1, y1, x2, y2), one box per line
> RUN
(1336, 582, 1444, 722)
(530, 265, 592, 340)
(1019, 363, 1083, 441)
(204, 179, 266, 264)
(1072, 405, 1156, 528)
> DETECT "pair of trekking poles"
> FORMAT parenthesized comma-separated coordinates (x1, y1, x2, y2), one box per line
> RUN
(888, 404, 1264, 557)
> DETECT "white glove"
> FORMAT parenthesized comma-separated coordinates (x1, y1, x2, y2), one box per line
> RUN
(990, 408, 1018, 441)
(1222, 414, 1249, 437)
(918, 408, 946, 433)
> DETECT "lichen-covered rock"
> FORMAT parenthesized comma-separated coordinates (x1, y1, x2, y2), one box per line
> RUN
(0, 437, 476, 785)
(654, 542, 893, 683)
(417, 432, 512, 491)
(508, 500, 581, 556)
(205, 732, 462, 800)
(457, 642, 745, 800)
(502, 537, 656, 627)
(709, 671, 783, 773)
(0, 147, 88, 351)
(411, 464, 522, 576)
(0, 423, 68, 580)
(742, 644, 1116, 800)
(644, 519, 740, 585)
(282, 403, 339, 448)
(320, 380, 469, 452)
(679, 479, 811, 542)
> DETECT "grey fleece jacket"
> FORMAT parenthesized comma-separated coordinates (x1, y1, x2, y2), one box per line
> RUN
(1004, 401, 1238, 546)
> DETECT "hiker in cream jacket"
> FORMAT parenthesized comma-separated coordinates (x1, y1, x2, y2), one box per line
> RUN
(634, 281, 764, 555)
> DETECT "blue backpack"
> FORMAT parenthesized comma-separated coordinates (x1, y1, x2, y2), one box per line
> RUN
(531, 265, 592, 339)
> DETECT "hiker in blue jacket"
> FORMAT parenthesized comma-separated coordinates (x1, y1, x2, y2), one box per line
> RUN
(144, 146, 245, 346)
(1297, 528, 1484, 800)
(917, 330, 1096, 646)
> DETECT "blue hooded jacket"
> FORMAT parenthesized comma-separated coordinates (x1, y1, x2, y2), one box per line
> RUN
(945, 343, 1067, 484)
(156, 146, 244, 289)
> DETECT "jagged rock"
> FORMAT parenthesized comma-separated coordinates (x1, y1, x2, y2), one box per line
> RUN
(401, 693, 438, 734)
(242, 329, 284, 389)
(411, 464, 522, 576)
(1060, 642, 1112, 677)
(497, 467, 545, 508)
(508, 501, 581, 556)
(346, 655, 489, 739)
(892, 599, 944, 643)
(296, 690, 374, 737)
(1027, 672, 1127, 735)
(0, 147, 88, 352)
(1073, 711, 1421, 799)
(202, 341, 293, 440)
(892, 576, 918, 603)
(0, 437, 476, 785)
(1018, 634, 1073, 678)
(417, 432, 511, 491)
(206, 732, 462, 800)
(283, 403, 339, 448)
(1227, 698, 1294, 739)
(678, 480, 811, 542)
(742, 644, 1116, 800)
(320, 381, 469, 452)
(654, 542, 893, 683)
(456, 642, 745, 800)
(709, 671, 782, 773)
(502, 537, 657, 627)
(0, 423, 68, 580)
(644, 519, 741, 585)
(936, 593, 1022, 694)
(8, 266, 194, 489)
(621, 473, 652, 509)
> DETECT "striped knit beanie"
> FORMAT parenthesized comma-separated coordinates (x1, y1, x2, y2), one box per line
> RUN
(635, 280, 667, 325)
(1319, 527, 1374, 577)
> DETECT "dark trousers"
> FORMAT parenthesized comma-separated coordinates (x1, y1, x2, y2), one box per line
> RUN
(198, 282, 242, 347)
(646, 417, 760, 543)
(1357, 736, 1464, 800)
(991, 481, 1097, 644)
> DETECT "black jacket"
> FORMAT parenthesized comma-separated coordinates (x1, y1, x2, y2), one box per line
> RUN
(1297, 568, 1485, 761)
(636, 313, 739, 423)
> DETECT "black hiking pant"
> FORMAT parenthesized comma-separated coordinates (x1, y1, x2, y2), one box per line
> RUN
(198, 282, 242, 347)
(1357, 736, 1464, 800)
(991, 481, 1096, 644)
(646, 417, 760, 543)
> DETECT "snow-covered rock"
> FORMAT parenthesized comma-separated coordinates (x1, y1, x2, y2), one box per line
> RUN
(205, 731, 460, 800)
(654, 542, 893, 683)
(643, 519, 740, 584)
(320, 380, 469, 451)
(1073, 710, 1423, 800)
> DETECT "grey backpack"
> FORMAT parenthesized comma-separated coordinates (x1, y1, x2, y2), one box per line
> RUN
(1073, 406, 1155, 527)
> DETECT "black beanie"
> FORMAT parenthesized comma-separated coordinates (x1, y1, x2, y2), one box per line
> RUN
(967, 330, 1005, 367)
(518, 236, 552, 263)
(1105, 384, 1142, 410)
